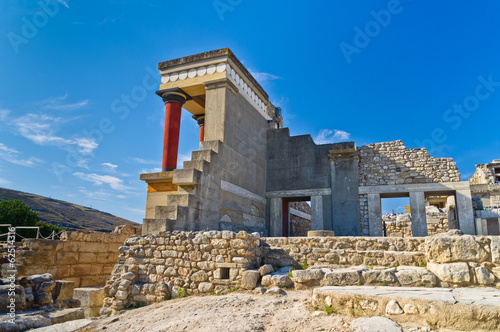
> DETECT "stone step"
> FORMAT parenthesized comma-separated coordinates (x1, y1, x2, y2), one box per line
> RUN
(191, 149, 215, 162)
(172, 168, 201, 185)
(183, 159, 210, 172)
(166, 193, 199, 208)
(312, 286, 500, 331)
(200, 140, 223, 153)
(154, 205, 188, 220)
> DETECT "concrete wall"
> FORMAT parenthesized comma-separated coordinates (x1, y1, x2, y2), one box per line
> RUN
(6, 226, 140, 287)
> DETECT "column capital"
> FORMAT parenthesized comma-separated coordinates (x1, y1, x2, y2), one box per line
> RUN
(192, 114, 205, 126)
(156, 88, 192, 105)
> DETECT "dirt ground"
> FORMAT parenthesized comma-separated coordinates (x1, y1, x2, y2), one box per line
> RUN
(76, 290, 460, 332)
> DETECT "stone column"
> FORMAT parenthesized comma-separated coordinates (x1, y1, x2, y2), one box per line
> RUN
(368, 193, 383, 236)
(310, 195, 324, 230)
(455, 189, 475, 235)
(270, 198, 282, 237)
(409, 191, 428, 237)
(156, 88, 191, 171)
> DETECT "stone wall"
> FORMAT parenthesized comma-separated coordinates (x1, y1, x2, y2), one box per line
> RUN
(384, 212, 449, 237)
(289, 202, 311, 237)
(358, 140, 460, 186)
(359, 194, 369, 235)
(101, 230, 260, 313)
(5, 225, 140, 287)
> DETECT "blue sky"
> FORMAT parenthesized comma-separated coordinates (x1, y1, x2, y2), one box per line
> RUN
(1, 0, 499, 222)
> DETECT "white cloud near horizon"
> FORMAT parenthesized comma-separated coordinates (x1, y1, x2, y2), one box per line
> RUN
(0, 142, 41, 167)
(0, 177, 12, 186)
(73, 172, 131, 191)
(13, 113, 98, 155)
(130, 157, 158, 165)
(314, 129, 351, 144)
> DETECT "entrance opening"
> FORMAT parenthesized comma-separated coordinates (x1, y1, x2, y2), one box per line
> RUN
(381, 196, 410, 237)
(425, 193, 457, 233)
(282, 197, 311, 237)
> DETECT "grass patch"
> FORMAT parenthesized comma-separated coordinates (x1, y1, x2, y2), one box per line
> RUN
(176, 287, 187, 298)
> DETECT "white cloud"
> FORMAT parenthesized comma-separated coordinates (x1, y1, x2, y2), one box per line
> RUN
(36, 94, 88, 111)
(0, 142, 40, 167)
(314, 129, 351, 145)
(177, 153, 191, 169)
(250, 71, 281, 84)
(13, 113, 98, 154)
(0, 177, 11, 186)
(102, 162, 118, 172)
(140, 167, 162, 174)
(131, 157, 158, 165)
(0, 109, 10, 121)
(73, 172, 131, 191)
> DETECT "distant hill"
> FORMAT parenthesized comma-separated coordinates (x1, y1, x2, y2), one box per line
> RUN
(0, 188, 140, 232)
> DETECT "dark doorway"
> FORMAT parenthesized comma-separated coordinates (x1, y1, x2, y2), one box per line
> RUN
(281, 196, 311, 237)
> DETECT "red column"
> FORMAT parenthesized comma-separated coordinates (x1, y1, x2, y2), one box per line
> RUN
(199, 124, 205, 142)
(194, 115, 205, 143)
(162, 102, 182, 171)
(156, 89, 191, 172)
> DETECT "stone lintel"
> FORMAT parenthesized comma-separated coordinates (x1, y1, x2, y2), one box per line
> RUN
(266, 188, 332, 199)
(140, 172, 174, 183)
(359, 181, 471, 195)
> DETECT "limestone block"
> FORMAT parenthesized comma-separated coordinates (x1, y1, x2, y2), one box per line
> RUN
(241, 270, 260, 289)
(54, 280, 75, 301)
(475, 267, 495, 285)
(34, 291, 53, 306)
(426, 235, 488, 263)
(79, 253, 97, 264)
(395, 267, 437, 287)
(361, 269, 397, 284)
(385, 300, 404, 315)
(39, 280, 56, 293)
(258, 264, 274, 276)
(492, 267, 500, 280)
(350, 316, 402, 332)
(321, 269, 361, 286)
(261, 275, 272, 287)
(73, 287, 105, 307)
(292, 269, 324, 283)
(121, 272, 136, 281)
(191, 270, 208, 283)
(84, 306, 102, 318)
(491, 237, 500, 264)
(114, 290, 128, 300)
(56, 252, 79, 265)
(427, 262, 470, 285)
(198, 282, 214, 293)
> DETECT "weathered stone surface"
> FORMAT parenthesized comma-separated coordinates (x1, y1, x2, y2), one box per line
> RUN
(198, 282, 213, 293)
(292, 269, 324, 283)
(395, 267, 437, 287)
(266, 287, 286, 296)
(241, 270, 260, 290)
(191, 271, 208, 283)
(426, 234, 488, 263)
(0, 285, 25, 312)
(321, 269, 361, 286)
(385, 300, 404, 315)
(73, 287, 104, 307)
(475, 267, 495, 285)
(350, 316, 403, 332)
(54, 281, 75, 301)
(258, 264, 274, 276)
(491, 237, 500, 264)
(427, 262, 470, 285)
(361, 269, 397, 284)
(121, 272, 136, 281)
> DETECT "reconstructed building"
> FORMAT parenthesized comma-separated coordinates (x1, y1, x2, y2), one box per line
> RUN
(470, 160, 500, 235)
(140, 48, 478, 237)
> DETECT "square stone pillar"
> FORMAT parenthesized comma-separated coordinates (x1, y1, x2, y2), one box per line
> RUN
(367, 193, 383, 236)
(455, 189, 475, 235)
(270, 197, 282, 237)
(409, 191, 428, 237)
(311, 195, 324, 231)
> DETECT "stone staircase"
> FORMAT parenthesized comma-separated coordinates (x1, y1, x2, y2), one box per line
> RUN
(143, 140, 223, 231)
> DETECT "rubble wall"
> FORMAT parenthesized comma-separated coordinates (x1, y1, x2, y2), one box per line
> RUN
(358, 140, 460, 186)
(5, 225, 140, 287)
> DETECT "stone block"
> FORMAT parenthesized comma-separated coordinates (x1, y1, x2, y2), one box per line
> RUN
(61, 277, 81, 288)
(198, 282, 214, 293)
(71, 264, 103, 276)
(292, 269, 325, 283)
(395, 267, 437, 287)
(83, 306, 102, 318)
(321, 269, 361, 286)
(491, 237, 500, 264)
(54, 280, 75, 301)
(427, 262, 470, 285)
(426, 235, 488, 263)
(362, 269, 397, 284)
(24, 239, 62, 251)
(475, 267, 495, 285)
(79, 275, 109, 287)
(79, 253, 97, 264)
(80, 242, 109, 253)
(350, 317, 402, 332)
(62, 240, 81, 252)
(56, 252, 79, 265)
(73, 287, 104, 308)
(258, 264, 274, 276)
(241, 270, 260, 289)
